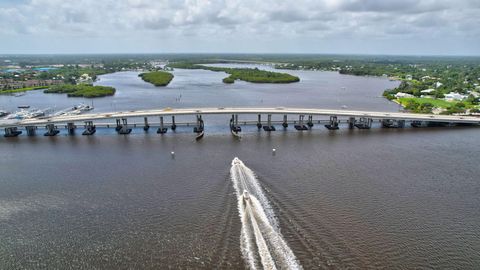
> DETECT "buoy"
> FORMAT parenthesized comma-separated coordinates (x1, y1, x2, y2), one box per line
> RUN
(171, 151, 175, 158)
(272, 148, 276, 155)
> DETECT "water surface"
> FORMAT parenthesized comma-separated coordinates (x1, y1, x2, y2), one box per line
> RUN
(1, 67, 479, 269)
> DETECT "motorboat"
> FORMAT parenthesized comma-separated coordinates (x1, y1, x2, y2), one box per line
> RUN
(243, 190, 250, 201)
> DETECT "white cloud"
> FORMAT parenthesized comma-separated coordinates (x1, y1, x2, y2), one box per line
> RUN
(0, 0, 479, 54)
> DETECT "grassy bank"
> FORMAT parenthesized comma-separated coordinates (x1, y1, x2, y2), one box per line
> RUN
(44, 84, 116, 98)
(0, 86, 49, 94)
(168, 62, 300, 84)
(398, 97, 455, 108)
(397, 97, 480, 114)
(139, 71, 174, 86)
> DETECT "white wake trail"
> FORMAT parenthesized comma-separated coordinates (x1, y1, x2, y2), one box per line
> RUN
(230, 157, 302, 270)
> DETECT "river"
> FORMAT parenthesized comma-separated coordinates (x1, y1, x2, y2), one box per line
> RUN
(0, 66, 479, 269)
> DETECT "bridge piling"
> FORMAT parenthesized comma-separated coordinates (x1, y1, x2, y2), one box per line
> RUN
(143, 117, 150, 131)
(230, 114, 241, 133)
(118, 118, 132, 134)
(263, 114, 275, 131)
(282, 115, 288, 128)
(257, 114, 262, 129)
(157, 116, 167, 134)
(381, 119, 405, 128)
(325, 116, 339, 130)
(171, 116, 177, 131)
(194, 115, 204, 140)
(355, 117, 372, 129)
(44, 124, 60, 136)
(115, 119, 122, 132)
(348, 117, 355, 129)
(4, 127, 22, 137)
(26, 126, 36, 136)
(194, 115, 204, 133)
(295, 115, 308, 130)
(67, 122, 76, 135)
(307, 115, 314, 128)
(82, 121, 96, 135)
(230, 115, 241, 134)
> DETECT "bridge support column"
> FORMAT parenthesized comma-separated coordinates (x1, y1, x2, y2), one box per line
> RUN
(307, 115, 314, 128)
(194, 115, 204, 140)
(143, 117, 150, 131)
(82, 121, 96, 135)
(4, 127, 22, 137)
(282, 115, 288, 128)
(157, 116, 167, 134)
(263, 114, 275, 131)
(411, 120, 423, 127)
(115, 119, 122, 132)
(44, 124, 60, 136)
(171, 116, 177, 131)
(325, 116, 339, 130)
(295, 115, 308, 130)
(118, 118, 132, 134)
(194, 115, 204, 133)
(381, 119, 393, 128)
(381, 119, 405, 128)
(355, 118, 372, 129)
(25, 126, 37, 136)
(348, 117, 355, 129)
(67, 122, 76, 135)
(257, 114, 262, 129)
(230, 114, 241, 133)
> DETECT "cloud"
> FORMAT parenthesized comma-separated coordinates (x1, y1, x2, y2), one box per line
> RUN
(0, 0, 479, 54)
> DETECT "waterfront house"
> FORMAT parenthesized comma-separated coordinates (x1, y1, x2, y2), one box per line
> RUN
(444, 92, 467, 101)
(395, 92, 414, 98)
(420, 89, 435, 94)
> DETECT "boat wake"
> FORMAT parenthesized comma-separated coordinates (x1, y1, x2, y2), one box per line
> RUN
(230, 157, 302, 270)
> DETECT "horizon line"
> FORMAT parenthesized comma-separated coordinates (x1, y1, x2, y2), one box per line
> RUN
(1, 52, 480, 58)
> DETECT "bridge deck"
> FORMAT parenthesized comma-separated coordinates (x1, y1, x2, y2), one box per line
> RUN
(1, 107, 479, 127)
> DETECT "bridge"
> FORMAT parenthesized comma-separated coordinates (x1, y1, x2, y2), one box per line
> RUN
(1, 107, 479, 138)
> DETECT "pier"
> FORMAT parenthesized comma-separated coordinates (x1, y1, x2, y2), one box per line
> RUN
(1, 107, 479, 138)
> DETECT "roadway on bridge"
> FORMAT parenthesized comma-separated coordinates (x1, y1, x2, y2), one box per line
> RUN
(1, 107, 479, 127)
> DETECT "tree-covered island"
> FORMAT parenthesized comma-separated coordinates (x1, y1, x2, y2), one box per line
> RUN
(44, 84, 116, 98)
(139, 71, 174, 86)
(168, 62, 300, 84)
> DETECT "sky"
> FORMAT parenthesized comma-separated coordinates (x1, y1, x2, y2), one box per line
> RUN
(0, 0, 479, 55)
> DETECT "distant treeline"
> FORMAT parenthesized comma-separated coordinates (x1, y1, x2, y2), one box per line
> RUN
(168, 62, 300, 84)
(44, 84, 116, 98)
(139, 71, 174, 86)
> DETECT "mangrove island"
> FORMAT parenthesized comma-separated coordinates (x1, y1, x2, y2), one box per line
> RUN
(44, 84, 116, 98)
(168, 62, 300, 84)
(139, 71, 174, 86)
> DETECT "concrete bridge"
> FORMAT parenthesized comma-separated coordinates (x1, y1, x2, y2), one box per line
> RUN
(1, 107, 479, 138)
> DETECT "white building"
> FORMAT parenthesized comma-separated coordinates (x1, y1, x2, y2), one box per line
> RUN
(77, 73, 93, 84)
(435, 81, 443, 88)
(444, 92, 467, 101)
(395, 92, 414, 98)
(420, 89, 435, 94)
